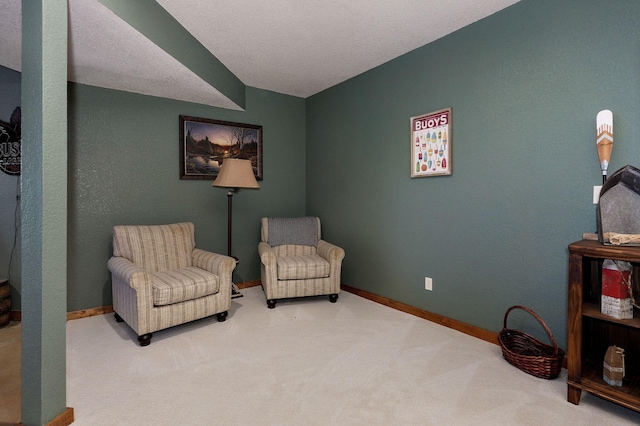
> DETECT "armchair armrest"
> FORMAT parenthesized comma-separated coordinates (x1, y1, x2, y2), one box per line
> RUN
(258, 241, 278, 292)
(317, 240, 345, 263)
(107, 256, 151, 290)
(192, 248, 236, 277)
(258, 241, 276, 266)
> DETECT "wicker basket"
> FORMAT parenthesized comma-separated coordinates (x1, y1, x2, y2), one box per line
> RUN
(498, 305, 564, 379)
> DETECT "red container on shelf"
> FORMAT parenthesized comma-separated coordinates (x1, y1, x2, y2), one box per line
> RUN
(601, 260, 633, 319)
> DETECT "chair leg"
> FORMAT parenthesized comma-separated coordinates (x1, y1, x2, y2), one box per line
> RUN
(267, 299, 277, 309)
(114, 312, 124, 323)
(329, 294, 339, 303)
(216, 311, 228, 322)
(138, 333, 152, 346)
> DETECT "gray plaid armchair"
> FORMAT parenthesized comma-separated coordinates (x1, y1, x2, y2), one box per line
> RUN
(258, 217, 345, 308)
(107, 222, 235, 346)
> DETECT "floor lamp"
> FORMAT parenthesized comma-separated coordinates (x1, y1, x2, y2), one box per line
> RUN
(212, 158, 259, 298)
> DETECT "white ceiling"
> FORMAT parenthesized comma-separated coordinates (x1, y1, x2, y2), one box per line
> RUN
(0, 0, 520, 110)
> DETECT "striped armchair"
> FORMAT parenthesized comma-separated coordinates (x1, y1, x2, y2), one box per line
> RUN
(107, 222, 235, 346)
(258, 217, 345, 308)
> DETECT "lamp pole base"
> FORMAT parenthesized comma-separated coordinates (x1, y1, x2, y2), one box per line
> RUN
(230, 256, 243, 298)
(231, 283, 243, 298)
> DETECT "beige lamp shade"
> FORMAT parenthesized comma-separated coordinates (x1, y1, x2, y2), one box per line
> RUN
(212, 158, 260, 189)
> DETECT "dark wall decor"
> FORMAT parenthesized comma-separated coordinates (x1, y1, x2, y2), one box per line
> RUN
(179, 115, 263, 180)
(0, 106, 21, 176)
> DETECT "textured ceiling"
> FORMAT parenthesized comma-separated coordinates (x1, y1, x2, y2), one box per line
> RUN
(0, 0, 521, 109)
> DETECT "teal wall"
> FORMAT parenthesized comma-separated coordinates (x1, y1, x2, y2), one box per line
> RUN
(2, 0, 640, 361)
(20, 1, 69, 423)
(67, 84, 306, 311)
(306, 0, 640, 349)
(0, 72, 307, 313)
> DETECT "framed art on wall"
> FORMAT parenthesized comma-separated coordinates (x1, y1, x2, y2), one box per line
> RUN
(410, 107, 451, 177)
(179, 115, 263, 180)
(0, 107, 21, 176)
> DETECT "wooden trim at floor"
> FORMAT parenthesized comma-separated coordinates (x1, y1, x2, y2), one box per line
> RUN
(237, 280, 499, 345)
(340, 284, 499, 345)
(67, 305, 114, 321)
(341, 284, 568, 370)
(62, 281, 499, 346)
(237, 280, 261, 289)
(42, 407, 74, 426)
(9, 306, 115, 322)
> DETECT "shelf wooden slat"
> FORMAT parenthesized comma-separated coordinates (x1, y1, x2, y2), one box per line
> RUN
(582, 303, 640, 329)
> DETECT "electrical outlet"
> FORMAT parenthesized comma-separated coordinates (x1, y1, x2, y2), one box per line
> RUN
(424, 277, 432, 291)
(593, 186, 602, 204)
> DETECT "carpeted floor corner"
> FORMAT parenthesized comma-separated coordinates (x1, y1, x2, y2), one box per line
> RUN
(0, 321, 20, 425)
(65, 286, 640, 425)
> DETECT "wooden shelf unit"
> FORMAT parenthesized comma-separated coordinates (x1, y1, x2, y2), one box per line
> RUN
(568, 239, 640, 412)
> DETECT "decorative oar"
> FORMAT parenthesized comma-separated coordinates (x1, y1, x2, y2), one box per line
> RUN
(596, 109, 613, 183)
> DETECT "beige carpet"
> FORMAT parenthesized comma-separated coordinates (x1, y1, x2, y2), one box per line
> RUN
(0, 321, 20, 425)
(3, 287, 640, 424)
(63, 286, 640, 425)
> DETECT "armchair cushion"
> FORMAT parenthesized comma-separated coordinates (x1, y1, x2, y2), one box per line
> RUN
(276, 254, 330, 280)
(151, 267, 220, 306)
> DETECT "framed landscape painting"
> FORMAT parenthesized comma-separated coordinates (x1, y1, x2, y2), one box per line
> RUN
(179, 115, 263, 180)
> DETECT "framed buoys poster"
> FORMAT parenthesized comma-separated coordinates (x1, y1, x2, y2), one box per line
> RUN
(410, 107, 451, 178)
